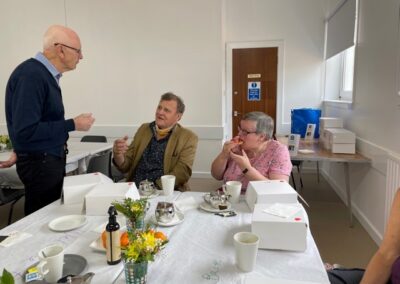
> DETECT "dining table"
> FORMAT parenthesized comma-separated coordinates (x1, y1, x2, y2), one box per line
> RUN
(0, 190, 329, 284)
(0, 141, 113, 188)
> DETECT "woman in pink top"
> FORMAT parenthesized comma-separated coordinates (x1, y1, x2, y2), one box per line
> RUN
(211, 112, 292, 191)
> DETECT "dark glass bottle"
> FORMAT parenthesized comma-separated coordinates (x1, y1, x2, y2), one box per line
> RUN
(106, 206, 121, 265)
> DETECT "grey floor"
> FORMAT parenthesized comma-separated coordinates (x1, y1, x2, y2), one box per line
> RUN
(0, 172, 378, 268)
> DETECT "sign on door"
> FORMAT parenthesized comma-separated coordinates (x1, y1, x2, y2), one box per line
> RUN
(247, 81, 261, 101)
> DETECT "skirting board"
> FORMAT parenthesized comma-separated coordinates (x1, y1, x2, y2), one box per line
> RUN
(320, 168, 382, 245)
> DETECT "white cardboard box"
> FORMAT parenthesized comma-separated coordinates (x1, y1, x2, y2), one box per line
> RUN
(245, 180, 298, 211)
(319, 117, 343, 129)
(62, 173, 113, 205)
(326, 128, 356, 144)
(251, 203, 307, 251)
(85, 182, 140, 215)
(332, 143, 355, 154)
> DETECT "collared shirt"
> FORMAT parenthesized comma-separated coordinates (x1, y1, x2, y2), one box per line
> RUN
(34, 52, 62, 84)
(133, 122, 172, 188)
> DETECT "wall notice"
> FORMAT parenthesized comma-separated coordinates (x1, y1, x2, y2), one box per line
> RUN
(247, 81, 261, 101)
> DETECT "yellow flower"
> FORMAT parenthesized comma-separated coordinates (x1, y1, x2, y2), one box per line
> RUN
(142, 232, 157, 250)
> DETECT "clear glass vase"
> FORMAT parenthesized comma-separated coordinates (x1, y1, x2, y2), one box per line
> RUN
(124, 260, 148, 284)
(126, 216, 145, 233)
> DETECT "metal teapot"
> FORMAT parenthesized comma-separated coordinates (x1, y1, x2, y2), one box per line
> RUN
(155, 202, 175, 223)
(203, 190, 230, 210)
(139, 179, 156, 196)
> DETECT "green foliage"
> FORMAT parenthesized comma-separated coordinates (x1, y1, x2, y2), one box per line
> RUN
(112, 198, 148, 220)
(0, 269, 15, 284)
(0, 135, 12, 150)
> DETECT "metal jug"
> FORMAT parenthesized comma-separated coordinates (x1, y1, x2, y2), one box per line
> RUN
(139, 179, 156, 196)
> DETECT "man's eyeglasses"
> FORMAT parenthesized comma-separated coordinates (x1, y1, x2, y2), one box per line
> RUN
(237, 126, 257, 136)
(54, 43, 81, 55)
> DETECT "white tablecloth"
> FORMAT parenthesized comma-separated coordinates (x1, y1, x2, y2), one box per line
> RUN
(0, 191, 329, 284)
(117, 192, 329, 284)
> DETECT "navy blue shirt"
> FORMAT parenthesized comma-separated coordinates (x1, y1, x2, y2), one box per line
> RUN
(133, 122, 171, 188)
(5, 58, 75, 157)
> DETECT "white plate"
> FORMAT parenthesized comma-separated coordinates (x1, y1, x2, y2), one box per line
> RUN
(89, 237, 106, 252)
(199, 201, 231, 213)
(89, 230, 127, 252)
(48, 215, 87, 232)
(152, 211, 185, 227)
(298, 149, 315, 154)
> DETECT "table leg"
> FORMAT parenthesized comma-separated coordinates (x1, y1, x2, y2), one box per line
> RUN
(344, 162, 353, 227)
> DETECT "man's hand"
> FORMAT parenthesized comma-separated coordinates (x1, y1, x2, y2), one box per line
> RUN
(0, 151, 17, 168)
(113, 135, 129, 166)
(74, 113, 95, 131)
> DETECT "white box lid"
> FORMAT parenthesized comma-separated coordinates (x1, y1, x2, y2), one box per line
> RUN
(325, 128, 356, 144)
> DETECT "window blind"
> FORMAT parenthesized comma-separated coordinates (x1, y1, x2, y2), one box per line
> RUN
(325, 0, 357, 59)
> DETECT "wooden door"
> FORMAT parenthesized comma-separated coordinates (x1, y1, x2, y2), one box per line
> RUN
(232, 47, 278, 137)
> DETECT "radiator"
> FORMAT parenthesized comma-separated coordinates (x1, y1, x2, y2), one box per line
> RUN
(385, 153, 400, 230)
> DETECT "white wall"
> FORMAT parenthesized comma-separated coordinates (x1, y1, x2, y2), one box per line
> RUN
(0, 0, 328, 176)
(225, 0, 327, 133)
(0, 0, 224, 175)
(323, 0, 400, 243)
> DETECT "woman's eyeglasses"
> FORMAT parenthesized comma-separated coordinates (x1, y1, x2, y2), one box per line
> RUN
(237, 126, 257, 136)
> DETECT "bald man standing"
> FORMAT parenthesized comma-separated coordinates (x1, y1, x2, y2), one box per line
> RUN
(5, 25, 95, 215)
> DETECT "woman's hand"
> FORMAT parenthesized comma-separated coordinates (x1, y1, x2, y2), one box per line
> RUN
(222, 136, 242, 157)
(229, 149, 251, 171)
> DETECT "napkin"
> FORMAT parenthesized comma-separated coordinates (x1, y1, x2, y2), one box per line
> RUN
(263, 203, 302, 218)
(0, 231, 32, 247)
(174, 197, 198, 212)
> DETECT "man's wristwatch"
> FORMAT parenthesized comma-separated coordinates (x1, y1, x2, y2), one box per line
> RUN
(242, 168, 249, 174)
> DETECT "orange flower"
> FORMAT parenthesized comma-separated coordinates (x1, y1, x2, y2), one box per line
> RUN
(120, 232, 129, 247)
(154, 231, 167, 241)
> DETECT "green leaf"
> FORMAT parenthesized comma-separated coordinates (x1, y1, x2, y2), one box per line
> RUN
(0, 269, 15, 284)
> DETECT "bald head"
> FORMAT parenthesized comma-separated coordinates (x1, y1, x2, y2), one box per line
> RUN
(43, 25, 80, 51)
(42, 25, 83, 73)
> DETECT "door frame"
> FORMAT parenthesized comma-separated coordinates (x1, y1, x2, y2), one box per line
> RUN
(225, 41, 284, 140)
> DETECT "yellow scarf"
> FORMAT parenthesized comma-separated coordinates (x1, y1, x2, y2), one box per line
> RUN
(155, 125, 174, 139)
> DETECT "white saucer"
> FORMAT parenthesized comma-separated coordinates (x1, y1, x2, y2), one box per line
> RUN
(199, 201, 231, 213)
(140, 190, 161, 199)
(152, 211, 184, 227)
(48, 215, 87, 232)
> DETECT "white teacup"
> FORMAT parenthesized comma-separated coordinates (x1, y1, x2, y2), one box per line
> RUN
(233, 232, 259, 272)
(37, 244, 64, 283)
(161, 175, 175, 196)
(223, 181, 242, 204)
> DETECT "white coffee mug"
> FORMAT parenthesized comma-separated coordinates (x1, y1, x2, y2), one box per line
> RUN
(37, 244, 64, 283)
(161, 175, 175, 196)
(224, 181, 242, 204)
(233, 232, 259, 272)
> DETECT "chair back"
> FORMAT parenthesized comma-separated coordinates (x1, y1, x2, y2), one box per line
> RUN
(81, 135, 107, 143)
(86, 151, 112, 178)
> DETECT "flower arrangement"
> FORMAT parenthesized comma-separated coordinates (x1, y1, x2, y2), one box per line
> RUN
(122, 228, 168, 263)
(112, 198, 149, 220)
(0, 135, 12, 151)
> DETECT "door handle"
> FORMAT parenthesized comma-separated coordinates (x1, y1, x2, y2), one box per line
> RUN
(233, 111, 241, 117)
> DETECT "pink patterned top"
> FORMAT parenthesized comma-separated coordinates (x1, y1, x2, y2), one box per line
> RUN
(223, 140, 292, 191)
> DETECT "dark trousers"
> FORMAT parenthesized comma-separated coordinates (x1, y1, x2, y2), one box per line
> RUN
(16, 153, 65, 215)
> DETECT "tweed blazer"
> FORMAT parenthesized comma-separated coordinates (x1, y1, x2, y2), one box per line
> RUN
(116, 123, 198, 190)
